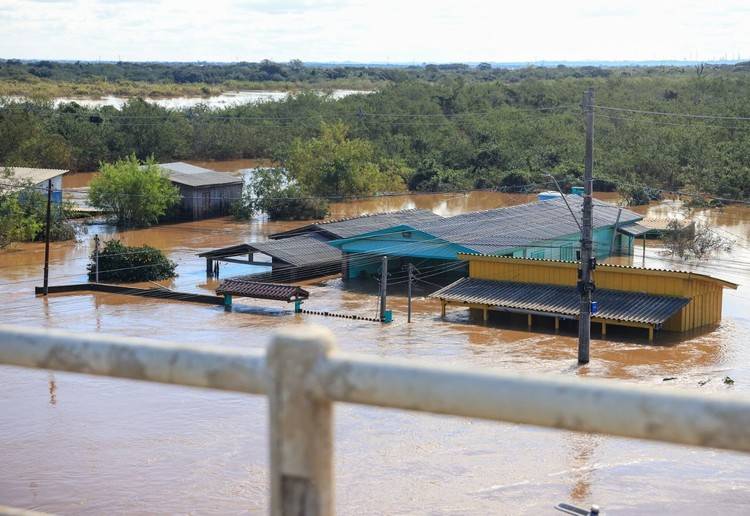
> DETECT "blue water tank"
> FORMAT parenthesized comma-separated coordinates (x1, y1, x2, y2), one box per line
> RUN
(538, 191, 563, 201)
(571, 186, 584, 196)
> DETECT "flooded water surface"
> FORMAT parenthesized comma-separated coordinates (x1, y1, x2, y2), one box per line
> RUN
(1, 180, 750, 514)
(9, 89, 371, 110)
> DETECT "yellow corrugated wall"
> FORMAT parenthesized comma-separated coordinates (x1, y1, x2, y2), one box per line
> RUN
(465, 256, 727, 332)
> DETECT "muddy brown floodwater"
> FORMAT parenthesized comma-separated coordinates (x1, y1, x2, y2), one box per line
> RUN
(1, 177, 750, 514)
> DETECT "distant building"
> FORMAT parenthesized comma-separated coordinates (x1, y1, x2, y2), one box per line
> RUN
(329, 196, 644, 280)
(156, 162, 243, 220)
(2, 166, 69, 203)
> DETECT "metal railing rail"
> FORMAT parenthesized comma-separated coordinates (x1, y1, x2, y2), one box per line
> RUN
(1, 323, 750, 515)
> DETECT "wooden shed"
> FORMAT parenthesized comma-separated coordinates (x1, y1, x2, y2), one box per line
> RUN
(157, 162, 243, 220)
(432, 254, 737, 339)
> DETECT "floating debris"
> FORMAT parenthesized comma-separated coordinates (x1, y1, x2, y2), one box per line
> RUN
(662, 377, 678, 381)
(724, 376, 735, 385)
(698, 378, 712, 386)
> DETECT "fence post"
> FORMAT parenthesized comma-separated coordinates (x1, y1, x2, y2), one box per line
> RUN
(267, 325, 335, 516)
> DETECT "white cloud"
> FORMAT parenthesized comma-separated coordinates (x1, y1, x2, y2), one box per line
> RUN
(0, 0, 747, 62)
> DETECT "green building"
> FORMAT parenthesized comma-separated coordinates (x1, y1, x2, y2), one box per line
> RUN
(329, 196, 643, 280)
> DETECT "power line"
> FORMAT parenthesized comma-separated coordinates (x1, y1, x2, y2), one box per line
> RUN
(595, 105, 750, 122)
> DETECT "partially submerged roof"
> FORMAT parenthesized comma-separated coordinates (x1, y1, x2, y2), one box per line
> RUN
(216, 279, 309, 302)
(415, 196, 642, 255)
(618, 221, 655, 237)
(156, 162, 243, 188)
(430, 277, 690, 326)
(269, 209, 444, 240)
(251, 236, 342, 267)
(199, 235, 342, 268)
(326, 197, 641, 257)
(3, 166, 68, 185)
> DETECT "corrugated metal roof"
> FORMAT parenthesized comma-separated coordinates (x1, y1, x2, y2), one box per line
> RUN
(418, 197, 642, 255)
(3, 166, 68, 185)
(269, 209, 444, 240)
(155, 162, 243, 187)
(618, 222, 655, 237)
(199, 235, 341, 267)
(216, 279, 309, 301)
(430, 277, 689, 325)
(250, 236, 342, 267)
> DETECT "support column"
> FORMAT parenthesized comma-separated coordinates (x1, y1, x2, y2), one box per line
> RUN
(483, 306, 488, 323)
(206, 258, 214, 276)
(341, 253, 349, 281)
(267, 326, 335, 516)
(648, 326, 654, 342)
(555, 317, 560, 332)
(440, 301, 446, 318)
(527, 314, 533, 328)
(601, 322, 607, 336)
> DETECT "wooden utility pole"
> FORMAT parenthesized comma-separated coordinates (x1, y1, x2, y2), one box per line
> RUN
(379, 255, 388, 321)
(42, 179, 52, 296)
(407, 263, 414, 323)
(578, 88, 595, 364)
(93, 234, 100, 283)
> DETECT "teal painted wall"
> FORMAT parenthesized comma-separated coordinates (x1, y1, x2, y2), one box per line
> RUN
(335, 225, 636, 280)
(334, 228, 473, 261)
(506, 227, 634, 261)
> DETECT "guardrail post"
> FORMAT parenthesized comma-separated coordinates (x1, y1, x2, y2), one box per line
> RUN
(267, 326, 335, 516)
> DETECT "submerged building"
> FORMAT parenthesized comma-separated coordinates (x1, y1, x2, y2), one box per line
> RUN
(156, 162, 243, 220)
(329, 196, 644, 280)
(430, 254, 738, 340)
(3, 166, 69, 203)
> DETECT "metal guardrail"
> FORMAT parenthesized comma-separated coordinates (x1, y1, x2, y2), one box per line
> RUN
(1, 323, 750, 515)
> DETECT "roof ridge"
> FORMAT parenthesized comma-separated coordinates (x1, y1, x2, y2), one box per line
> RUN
(315, 208, 427, 226)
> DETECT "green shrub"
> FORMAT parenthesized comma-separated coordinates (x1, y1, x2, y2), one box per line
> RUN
(88, 155, 180, 227)
(88, 239, 176, 282)
(0, 168, 76, 248)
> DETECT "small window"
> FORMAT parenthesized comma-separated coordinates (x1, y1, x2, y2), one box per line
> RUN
(401, 231, 412, 239)
(576, 250, 581, 261)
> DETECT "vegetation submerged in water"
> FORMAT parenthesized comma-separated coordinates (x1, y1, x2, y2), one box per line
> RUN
(2, 61, 750, 201)
(87, 239, 176, 282)
(0, 169, 76, 248)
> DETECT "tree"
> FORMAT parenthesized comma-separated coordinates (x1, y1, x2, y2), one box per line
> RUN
(0, 168, 76, 248)
(662, 220, 733, 260)
(87, 239, 176, 282)
(234, 168, 328, 221)
(286, 122, 405, 197)
(88, 155, 180, 227)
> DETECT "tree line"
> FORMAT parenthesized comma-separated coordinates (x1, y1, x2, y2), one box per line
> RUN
(1, 66, 750, 201)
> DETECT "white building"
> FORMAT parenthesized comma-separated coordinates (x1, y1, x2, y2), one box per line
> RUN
(2, 167, 69, 203)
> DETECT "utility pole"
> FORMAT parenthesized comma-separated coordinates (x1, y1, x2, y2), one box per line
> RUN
(93, 234, 100, 283)
(578, 88, 595, 364)
(379, 255, 388, 321)
(42, 179, 52, 296)
(407, 263, 414, 323)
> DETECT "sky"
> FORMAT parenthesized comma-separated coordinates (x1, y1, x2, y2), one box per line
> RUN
(0, 0, 748, 63)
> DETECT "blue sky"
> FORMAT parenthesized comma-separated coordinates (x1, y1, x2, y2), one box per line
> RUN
(1, 0, 748, 62)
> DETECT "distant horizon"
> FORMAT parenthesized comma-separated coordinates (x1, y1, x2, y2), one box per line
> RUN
(3, 58, 747, 68)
